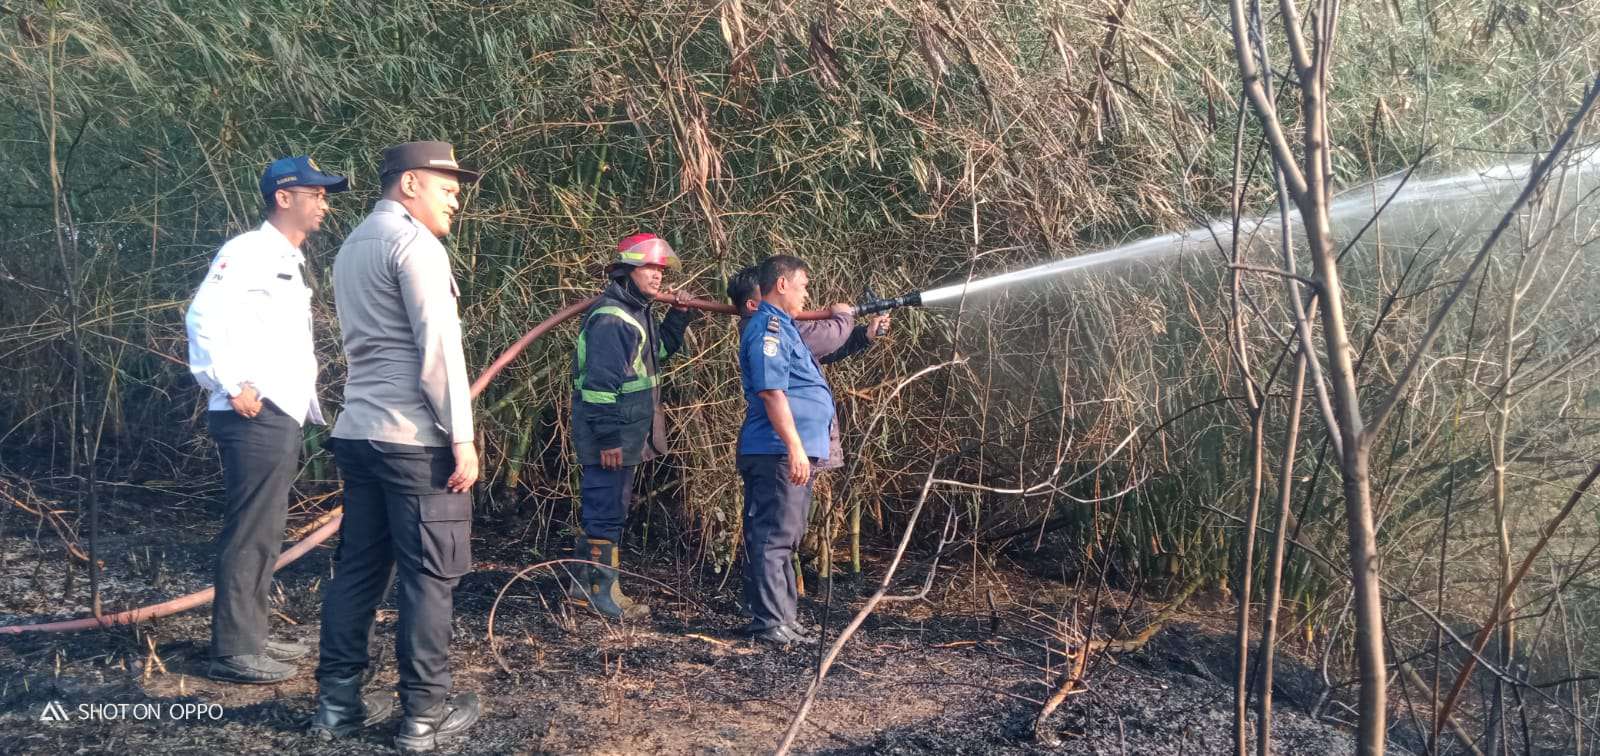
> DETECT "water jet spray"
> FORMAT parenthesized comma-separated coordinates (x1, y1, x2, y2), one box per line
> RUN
(11, 153, 1595, 635)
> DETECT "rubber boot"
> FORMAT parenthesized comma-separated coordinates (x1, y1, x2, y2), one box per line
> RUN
(564, 535, 591, 602)
(575, 537, 650, 621)
(564, 535, 634, 610)
(307, 673, 395, 740)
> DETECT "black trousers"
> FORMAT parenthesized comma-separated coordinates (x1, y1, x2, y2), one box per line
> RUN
(578, 463, 636, 542)
(317, 439, 472, 716)
(738, 454, 815, 632)
(207, 403, 301, 659)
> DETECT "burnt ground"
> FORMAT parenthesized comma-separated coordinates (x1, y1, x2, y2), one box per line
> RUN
(0, 490, 1368, 755)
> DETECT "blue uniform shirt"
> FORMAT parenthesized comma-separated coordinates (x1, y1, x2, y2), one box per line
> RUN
(738, 301, 835, 460)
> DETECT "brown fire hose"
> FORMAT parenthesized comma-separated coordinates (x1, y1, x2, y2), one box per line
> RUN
(0, 291, 835, 635)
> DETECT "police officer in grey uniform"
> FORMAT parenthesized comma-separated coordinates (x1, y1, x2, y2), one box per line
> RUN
(185, 155, 348, 684)
(309, 142, 480, 751)
(735, 255, 835, 645)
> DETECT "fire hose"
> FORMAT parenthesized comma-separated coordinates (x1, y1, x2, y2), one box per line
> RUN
(0, 287, 922, 635)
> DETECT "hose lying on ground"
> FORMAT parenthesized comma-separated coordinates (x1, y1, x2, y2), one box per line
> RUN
(0, 516, 345, 634)
(0, 292, 837, 635)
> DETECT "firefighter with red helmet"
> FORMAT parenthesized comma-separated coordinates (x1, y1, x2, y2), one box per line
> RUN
(567, 233, 699, 620)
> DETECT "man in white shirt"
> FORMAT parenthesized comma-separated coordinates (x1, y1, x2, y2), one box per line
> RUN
(185, 155, 348, 685)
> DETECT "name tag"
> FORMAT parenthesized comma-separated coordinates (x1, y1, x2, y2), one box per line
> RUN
(277, 273, 293, 280)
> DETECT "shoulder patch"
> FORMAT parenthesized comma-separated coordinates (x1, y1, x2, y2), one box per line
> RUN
(204, 257, 231, 282)
(766, 318, 781, 333)
(762, 335, 781, 357)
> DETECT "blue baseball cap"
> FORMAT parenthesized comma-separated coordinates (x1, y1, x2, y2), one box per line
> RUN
(258, 155, 349, 199)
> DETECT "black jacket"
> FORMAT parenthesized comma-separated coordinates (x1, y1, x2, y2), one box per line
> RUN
(570, 278, 695, 465)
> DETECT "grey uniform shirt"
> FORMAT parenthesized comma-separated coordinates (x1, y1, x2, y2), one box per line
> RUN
(331, 199, 473, 447)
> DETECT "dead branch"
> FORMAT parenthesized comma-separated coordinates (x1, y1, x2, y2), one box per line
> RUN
(1431, 458, 1600, 750)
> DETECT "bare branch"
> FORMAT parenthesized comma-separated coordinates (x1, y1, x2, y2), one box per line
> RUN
(1365, 73, 1600, 445)
(1228, 263, 1323, 291)
(1226, 0, 1309, 197)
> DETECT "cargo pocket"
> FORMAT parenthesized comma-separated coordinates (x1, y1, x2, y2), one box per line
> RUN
(417, 493, 472, 579)
(620, 395, 651, 424)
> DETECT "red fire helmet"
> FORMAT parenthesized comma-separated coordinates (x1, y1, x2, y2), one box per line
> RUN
(611, 233, 681, 271)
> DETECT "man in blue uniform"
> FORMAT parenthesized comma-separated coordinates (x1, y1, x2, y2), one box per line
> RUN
(736, 255, 834, 645)
(726, 266, 890, 584)
(568, 233, 699, 621)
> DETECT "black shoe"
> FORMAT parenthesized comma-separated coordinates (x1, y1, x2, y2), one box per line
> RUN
(395, 693, 481, 753)
(208, 653, 296, 684)
(744, 624, 818, 646)
(265, 639, 311, 662)
(785, 623, 822, 644)
(307, 673, 394, 740)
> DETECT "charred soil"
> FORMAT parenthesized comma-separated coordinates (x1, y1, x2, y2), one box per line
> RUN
(1, 493, 1359, 754)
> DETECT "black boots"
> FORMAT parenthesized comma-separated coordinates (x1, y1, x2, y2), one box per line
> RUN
(568, 536, 650, 621)
(394, 692, 481, 752)
(310, 674, 475, 752)
(307, 672, 395, 740)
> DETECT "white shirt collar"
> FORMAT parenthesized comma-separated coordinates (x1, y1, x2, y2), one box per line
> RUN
(259, 219, 304, 262)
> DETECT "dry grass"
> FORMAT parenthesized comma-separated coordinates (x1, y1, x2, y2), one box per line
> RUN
(5, 1, 1600, 746)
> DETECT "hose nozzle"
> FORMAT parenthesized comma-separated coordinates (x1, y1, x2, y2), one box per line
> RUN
(854, 288, 923, 317)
